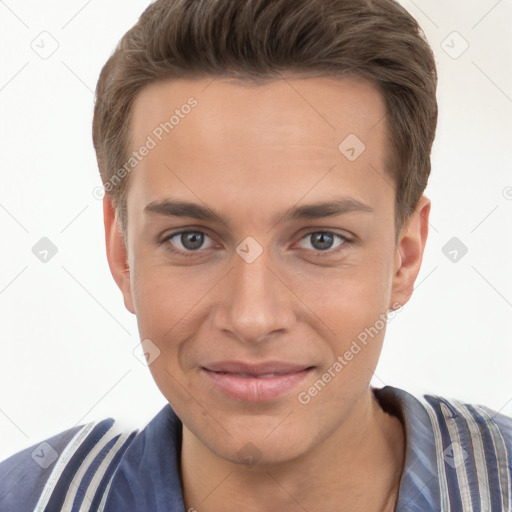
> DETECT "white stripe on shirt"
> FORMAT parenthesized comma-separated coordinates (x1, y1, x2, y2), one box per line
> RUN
(33, 421, 98, 512)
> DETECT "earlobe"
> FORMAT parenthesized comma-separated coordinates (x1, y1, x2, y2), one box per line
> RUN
(103, 194, 136, 314)
(390, 196, 431, 309)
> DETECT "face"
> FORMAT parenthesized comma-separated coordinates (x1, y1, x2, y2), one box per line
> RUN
(105, 75, 429, 465)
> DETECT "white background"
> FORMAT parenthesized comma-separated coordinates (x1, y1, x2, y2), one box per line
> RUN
(0, 0, 511, 461)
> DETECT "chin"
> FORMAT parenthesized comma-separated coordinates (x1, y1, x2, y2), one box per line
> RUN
(195, 418, 314, 467)
(222, 438, 307, 468)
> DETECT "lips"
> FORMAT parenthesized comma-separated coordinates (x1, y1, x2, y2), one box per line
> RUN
(201, 361, 313, 402)
(204, 361, 310, 375)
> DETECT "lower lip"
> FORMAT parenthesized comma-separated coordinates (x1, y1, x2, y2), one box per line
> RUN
(201, 367, 313, 402)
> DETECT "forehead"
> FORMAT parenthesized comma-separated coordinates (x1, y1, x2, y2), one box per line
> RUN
(126, 75, 391, 218)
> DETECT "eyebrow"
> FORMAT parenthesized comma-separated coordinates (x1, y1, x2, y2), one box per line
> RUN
(143, 197, 375, 228)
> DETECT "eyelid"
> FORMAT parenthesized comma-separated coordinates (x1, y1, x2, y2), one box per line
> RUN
(159, 225, 215, 242)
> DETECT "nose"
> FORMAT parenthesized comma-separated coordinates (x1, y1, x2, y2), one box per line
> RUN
(212, 246, 296, 344)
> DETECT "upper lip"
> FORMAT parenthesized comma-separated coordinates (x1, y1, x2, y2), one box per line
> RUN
(202, 361, 312, 376)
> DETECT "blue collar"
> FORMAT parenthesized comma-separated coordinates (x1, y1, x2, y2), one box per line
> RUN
(373, 386, 440, 511)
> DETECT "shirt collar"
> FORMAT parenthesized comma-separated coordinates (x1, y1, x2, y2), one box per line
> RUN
(104, 405, 185, 512)
(373, 386, 440, 511)
(105, 386, 440, 511)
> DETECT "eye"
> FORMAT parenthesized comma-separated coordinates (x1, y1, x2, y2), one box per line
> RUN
(159, 229, 351, 258)
(297, 231, 349, 254)
(161, 230, 215, 256)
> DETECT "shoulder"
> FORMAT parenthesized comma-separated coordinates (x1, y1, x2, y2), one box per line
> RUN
(411, 390, 512, 509)
(420, 392, 512, 454)
(377, 385, 512, 451)
(0, 417, 138, 512)
(375, 386, 512, 511)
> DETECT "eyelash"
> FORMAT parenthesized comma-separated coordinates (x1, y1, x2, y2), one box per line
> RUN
(159, 230, 352, 258)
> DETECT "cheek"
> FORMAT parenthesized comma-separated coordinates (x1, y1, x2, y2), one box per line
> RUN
(129, 262, 218, 389)
(131, 258, 204, 334)
(131, 266, 196, 405)
(296, 270, 390, 412)
(291, 246, 394, 377)
(298, 254, 392, 325)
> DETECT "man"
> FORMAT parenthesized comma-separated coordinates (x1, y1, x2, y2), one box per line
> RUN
(1, 0, 511, 511)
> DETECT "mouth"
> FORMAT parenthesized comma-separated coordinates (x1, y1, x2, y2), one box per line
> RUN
(201, 361, 314, 402)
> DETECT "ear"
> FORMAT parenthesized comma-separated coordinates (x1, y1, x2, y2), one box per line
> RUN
(103, 194, 135, 314)
(390, 195, 430, 310)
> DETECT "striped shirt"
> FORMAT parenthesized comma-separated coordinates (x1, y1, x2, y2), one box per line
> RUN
(1, 385, 511, 511)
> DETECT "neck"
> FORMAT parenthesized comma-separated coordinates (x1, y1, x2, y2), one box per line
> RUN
(180, 389, 405, 512)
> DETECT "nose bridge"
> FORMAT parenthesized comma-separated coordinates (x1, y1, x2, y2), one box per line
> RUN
(213, 243, 294, 343)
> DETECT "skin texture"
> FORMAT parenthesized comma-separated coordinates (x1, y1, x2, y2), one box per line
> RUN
(104, 75, 430, 511)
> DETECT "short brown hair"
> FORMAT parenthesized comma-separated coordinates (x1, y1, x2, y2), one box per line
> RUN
(92, 0, 437, 239)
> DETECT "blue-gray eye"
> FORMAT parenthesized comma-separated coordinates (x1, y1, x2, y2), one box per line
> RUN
(299, 232, 346, 252)
(166, 231, 214, 252)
